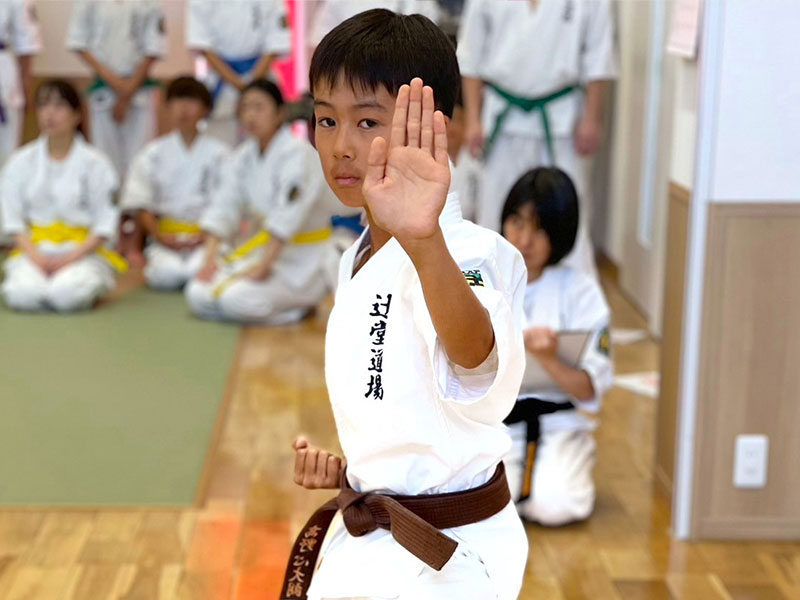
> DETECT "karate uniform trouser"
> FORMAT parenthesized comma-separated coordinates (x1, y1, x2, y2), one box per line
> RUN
(89, 90, 157, 178)
(184, 261, 328, 325)
(478, 133, 598, 279)
(2, 254, 114, 312)
(505, 421, 596, 527)
(0, 107, 22, 245)
(144, 244, 206, 291)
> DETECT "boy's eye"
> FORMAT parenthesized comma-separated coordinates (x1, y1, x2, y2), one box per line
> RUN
(358, 119, 378, 130)
(317, 117, 336, 128)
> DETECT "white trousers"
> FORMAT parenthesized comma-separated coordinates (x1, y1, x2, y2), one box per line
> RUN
(89, 90, 157, 178)
(184, 261, 328, 325)
(0, 107, 22, 244)
(2, 254, 114, 312)
(479, 133, 597, 279)
(504, 421, 596, 527)
(144, 244, 206, 291)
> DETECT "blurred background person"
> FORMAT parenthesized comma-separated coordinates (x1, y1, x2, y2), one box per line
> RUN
(458, 0, 617, 278)
(186, 0, 291, 146)
(120, 76, 229, 291)
(186, 79, 337, 324)
(0, 80, 121, 312)
(500, 167, 613, 526)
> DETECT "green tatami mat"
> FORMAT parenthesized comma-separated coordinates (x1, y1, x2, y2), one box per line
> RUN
(0, 288, 239, 506)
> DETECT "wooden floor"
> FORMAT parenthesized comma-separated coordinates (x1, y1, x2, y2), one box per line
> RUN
(1, 273, 799, 600)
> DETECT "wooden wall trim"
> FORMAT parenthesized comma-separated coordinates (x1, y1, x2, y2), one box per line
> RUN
(668, 182, 691, 207)
(691, 202, 800, 539)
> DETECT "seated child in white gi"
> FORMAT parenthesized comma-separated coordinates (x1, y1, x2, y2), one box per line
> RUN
(286, 10, 528, 600)
(121, 77, 229, 291)
(500, 167, 613, 526)
(185, 79, 338, 324)
(0, 80, 121, 312)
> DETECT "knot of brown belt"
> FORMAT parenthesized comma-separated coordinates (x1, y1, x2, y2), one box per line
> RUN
(279, 463, 511, 600)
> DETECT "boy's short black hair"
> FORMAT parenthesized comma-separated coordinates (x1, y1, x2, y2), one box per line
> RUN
(241, 78, 285, 108)
(502, 168, 580, 266)
(166, 76, 213, 110)
(310, 9, 460, 118)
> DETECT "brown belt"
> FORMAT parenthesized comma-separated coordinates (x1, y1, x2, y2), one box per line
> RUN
(279, 463, 511, 599)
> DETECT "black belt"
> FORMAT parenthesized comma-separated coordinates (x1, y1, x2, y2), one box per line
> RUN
(504, 398, 575, 501)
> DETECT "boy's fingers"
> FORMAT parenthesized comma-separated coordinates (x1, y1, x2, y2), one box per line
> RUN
(433, 111, 449, 167)
(407, 78, 423, 149)
(390, 84, 410, 148)
(325, 455, 341, 488)
(294, 448, 307, 485)
(304, 449, 319, 487)
(420, 86, 434, 154)
(364, 136, 388, 191)
(314, 451, 329, 486)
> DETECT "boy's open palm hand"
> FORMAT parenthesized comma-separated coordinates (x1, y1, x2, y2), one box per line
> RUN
(363, 78, 451, 243)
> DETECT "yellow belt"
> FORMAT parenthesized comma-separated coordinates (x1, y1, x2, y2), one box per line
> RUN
(158, 218, 202, 235)
(11, 222, 128, 273)
(225, 227, 332, 263)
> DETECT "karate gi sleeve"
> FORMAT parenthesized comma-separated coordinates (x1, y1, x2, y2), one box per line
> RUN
(264, 149, 327, 242)
(456, 0, 489, 79)
(569, 272, 614, 413)
(200, 153, 244, 241)
(422, 231, 527, 425)
(0, 153, 27, 236)
(119, 145, 156, 213)
(264, 0, 291, 56)
(88, 155, 120, 240)
(185, 0, 212, 51)
(65, 0, 92, 52)
(309, 0, 343, 47)
(141, 1, 167, 59)
(11, 0, 42, 55)
(580, 0, 618, 82)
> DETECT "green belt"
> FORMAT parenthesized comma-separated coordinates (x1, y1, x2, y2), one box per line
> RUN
(87, 76, 160, 95)
(484, 83, 580, 163)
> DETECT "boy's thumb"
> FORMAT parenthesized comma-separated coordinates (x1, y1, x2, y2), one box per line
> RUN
(293, 437, 308, 451)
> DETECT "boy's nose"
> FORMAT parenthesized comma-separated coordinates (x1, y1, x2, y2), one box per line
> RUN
(333, 129, 354, 160)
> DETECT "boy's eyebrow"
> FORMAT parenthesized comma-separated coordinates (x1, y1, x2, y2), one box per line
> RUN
(313, 99, 388, 111)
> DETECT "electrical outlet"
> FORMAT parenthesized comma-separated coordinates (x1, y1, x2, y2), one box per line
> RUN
(733, 434, 768, 489)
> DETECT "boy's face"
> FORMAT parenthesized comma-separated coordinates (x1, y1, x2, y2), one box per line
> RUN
(168, 97, 207, 131)
(312, 79, 397, 208)
(240, 89, 282, 141)
(503, 203, 552, 277)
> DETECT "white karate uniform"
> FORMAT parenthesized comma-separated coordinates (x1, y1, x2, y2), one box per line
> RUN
(186, 0, 290, 146)
(451, 147, 482, 223)
(120, 131, 230, 290)
(66, 0, 166, 177)
(457, 0, 617, 277)
(0, 0, 40, 162)
(503, 264, 613, 526)
(309, 0, 440, 46)
(0, 135, 119, 312)
(185, 126, 338, 324)
(308, 193, 528, 600)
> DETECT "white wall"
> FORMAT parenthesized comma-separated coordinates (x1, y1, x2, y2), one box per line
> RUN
(709, 0, 800, 202)
(669, 59, 698, 189)
(33, 0, 193, 78)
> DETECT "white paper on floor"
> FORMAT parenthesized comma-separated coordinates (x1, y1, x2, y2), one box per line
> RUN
(610, 328, 649, 345)
(613, 371, 660, 398)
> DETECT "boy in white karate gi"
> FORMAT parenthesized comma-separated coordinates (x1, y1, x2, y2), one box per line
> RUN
(121, 77, 229, 291)
(1, 81, 121, 312)
(185, 79, 338, 324)
(500, 167, 613, 526)
(286, 10, 528, 600)
(186, 0, 290, 146)
(457, 0, 617, 277)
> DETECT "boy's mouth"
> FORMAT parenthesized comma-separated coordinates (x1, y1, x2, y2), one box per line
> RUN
(333, 173, 361, 187)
